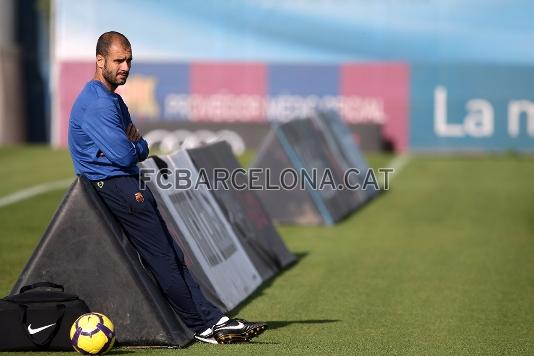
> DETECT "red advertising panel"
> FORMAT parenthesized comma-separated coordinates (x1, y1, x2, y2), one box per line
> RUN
(340, 63, 409, 152)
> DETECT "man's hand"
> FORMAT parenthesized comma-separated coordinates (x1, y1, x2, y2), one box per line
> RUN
(126, 123, 142, 142)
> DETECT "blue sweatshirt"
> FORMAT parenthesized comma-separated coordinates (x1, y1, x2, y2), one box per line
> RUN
(68, 80, 149, 181)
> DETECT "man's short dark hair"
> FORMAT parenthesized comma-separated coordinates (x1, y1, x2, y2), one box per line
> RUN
(96, 31, 131, 57)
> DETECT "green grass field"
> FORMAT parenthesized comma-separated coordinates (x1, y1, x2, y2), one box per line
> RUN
(0, 146, 533, 355)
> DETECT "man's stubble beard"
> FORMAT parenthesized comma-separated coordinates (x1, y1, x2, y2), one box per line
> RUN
(103, 61, 128, 86)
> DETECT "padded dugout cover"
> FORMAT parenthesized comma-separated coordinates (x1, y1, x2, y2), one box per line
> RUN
(187, 141, 296, 278)
(140, 152, 261, 311)
(11, 177, 193, 347)
(313, 110, 379, 201)
(252, 118, 360, 225)
(251, 129, 322, 225)
(138, 160, 226, 311)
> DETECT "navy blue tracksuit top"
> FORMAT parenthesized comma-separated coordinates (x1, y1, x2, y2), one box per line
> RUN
(68, 80, 149, 180)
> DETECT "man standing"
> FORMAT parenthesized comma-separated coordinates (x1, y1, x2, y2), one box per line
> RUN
(68, 31, 265, 344)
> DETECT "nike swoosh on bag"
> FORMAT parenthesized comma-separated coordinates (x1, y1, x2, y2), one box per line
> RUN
(27, 323, 56, 335)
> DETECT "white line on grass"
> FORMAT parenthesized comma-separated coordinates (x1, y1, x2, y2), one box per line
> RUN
(383, 154, 411, 187)
(388, 154, 411, 176)
(0, 178, 73, 208)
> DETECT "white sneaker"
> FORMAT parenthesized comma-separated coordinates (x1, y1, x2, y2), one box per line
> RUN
(194, 327, 218, 344)
(213, 318, 267, 344)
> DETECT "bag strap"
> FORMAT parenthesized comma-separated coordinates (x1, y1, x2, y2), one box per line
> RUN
(20, 282, 64, 294)
(18, 303, 67, 349)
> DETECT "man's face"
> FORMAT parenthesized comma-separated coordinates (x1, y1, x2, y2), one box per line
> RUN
(101, 43, 132, 86)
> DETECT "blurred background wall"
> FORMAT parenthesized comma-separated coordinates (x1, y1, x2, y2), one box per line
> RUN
(4, 0, 534, 152)
(17, 0, 51, 143)
(0, 0, 50, 144)
(0, 0, 24, 144)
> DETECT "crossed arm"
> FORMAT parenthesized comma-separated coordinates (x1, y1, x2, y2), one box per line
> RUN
(82, 99, 149, 167)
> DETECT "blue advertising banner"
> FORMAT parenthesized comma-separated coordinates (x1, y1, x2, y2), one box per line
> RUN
(411, 64, 534, 152)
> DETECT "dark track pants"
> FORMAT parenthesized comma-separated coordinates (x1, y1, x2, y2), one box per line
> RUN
(91, 175, 223, 333)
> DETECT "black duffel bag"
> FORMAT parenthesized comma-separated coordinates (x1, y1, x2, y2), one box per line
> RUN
(0, 282, 90, 351)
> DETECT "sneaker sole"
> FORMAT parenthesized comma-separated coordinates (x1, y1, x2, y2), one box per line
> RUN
(215, 324, 267, 344)
(194, 335, 219, 344)
(216, 333, 250, 344)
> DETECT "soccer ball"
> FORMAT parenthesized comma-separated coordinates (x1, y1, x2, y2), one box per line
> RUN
(70, 312, 116, 355)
